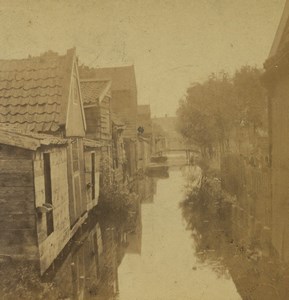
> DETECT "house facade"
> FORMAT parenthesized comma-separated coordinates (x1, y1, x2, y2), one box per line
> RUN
(263, 0, 289, 262)
(79, 65, 139, 178)
(80, 79, 114, 196)
(0, 49, 98, 274)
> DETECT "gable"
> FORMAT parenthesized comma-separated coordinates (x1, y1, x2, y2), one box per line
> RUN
(269, 0, 289, 58)
(65, 61, 86, 137)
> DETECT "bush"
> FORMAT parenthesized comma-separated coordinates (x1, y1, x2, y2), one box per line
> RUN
(98, 154, 138, 227)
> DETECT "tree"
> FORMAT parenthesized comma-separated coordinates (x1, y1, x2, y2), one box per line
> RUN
(233, 66, 267, 129)
(176, 66, 267, 157)
(177, 72, 236, 156)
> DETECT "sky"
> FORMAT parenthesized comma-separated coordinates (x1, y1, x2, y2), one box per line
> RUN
(0, 0, 285, 117)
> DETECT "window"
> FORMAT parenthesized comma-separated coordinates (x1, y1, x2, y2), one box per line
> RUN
(91, 152, 96, 200)
(43, 153, 54, 236)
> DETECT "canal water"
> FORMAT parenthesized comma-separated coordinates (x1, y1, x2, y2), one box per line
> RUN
(3, 152, 289, 299)
(117, 167, 241, 300)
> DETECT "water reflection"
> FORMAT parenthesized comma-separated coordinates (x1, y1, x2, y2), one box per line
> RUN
(44, 165, 241, 300)
(41, 218, 120, 300)
(6, 154, 289, 299)
(181, 167, 289, 300)
(118, 168, 240, 300)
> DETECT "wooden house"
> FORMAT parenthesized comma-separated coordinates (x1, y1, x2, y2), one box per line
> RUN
(0, 125, 70, 274)
(0, 49, 95, 273)
(80, 79, 113, 192)
(79, 65, 139, 177)
(263, 0, 289, 262)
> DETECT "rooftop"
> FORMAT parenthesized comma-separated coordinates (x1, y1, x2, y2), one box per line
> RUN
(0, 48, 76, 133)
(80, 79, 111, 106)
(0, 123, 67, 150)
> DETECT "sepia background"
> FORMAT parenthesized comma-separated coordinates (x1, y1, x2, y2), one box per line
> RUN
(0, 1, 288, 299)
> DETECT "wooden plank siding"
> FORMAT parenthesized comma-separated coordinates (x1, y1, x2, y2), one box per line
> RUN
(269, 74, 289, 261)
(100, 96, 112, 141)
(67, 139, 87, 229)
(111, 90, 137, 139)
(0, 144, 38, 260)
(84, 106, 101, 140)
(84, 149, 101, 210)
(124, 139, 137, 177)
(33, 147, 72, 274)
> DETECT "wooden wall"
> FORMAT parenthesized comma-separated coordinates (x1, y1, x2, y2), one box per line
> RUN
(270, 74, 289, 262)
(67, 138, 87, 228)
(111, 90, 137, 139)
(124, 139, 137, 177)
(84, 148, 101, 210)
(137, 139, 151, 171)
(34, 147, 71, 274)
(100, 96, 112, 141)
(0, 145, 38, 260)
(84, 106, 101, 140)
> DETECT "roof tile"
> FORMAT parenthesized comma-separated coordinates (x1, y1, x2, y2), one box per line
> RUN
(0, 51, 72, 133)
(80, 80, 110, 105)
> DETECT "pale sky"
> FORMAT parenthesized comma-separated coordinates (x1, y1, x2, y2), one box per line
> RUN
(0, 0, 285, 117)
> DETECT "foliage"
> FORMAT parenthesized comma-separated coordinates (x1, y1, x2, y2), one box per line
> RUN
(98, 154, 138, 226)
(177, 66, 267, 155)
(233, 66, 267, 128)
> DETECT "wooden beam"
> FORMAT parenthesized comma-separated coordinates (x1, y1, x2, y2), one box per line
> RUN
(0, 131, 40, 150)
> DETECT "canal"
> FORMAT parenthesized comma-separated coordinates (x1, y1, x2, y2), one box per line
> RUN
(117, 165, 241, 300)
(2, 152, 289, 299)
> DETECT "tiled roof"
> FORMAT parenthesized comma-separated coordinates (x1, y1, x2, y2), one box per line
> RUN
(0, 49, 75, 133)
(80, 79, 110, 106)
(0, 123, 67, 150)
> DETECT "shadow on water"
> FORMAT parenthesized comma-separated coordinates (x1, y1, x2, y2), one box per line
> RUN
(0, 174, 158, 300)
(180, 173, 289, 300)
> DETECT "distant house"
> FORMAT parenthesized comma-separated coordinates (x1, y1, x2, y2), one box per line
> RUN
(263, 0, 289, 262)
(80, 79, 113, 197)
(153, 116, 185, 150)
(137, 105, 153, 138)
(79, 65, 139, 177)
(0, 49, 93, 273)
(137, 105, 153, 169)
(112, 113, 126, 184)
(80, 79, 112, 144)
